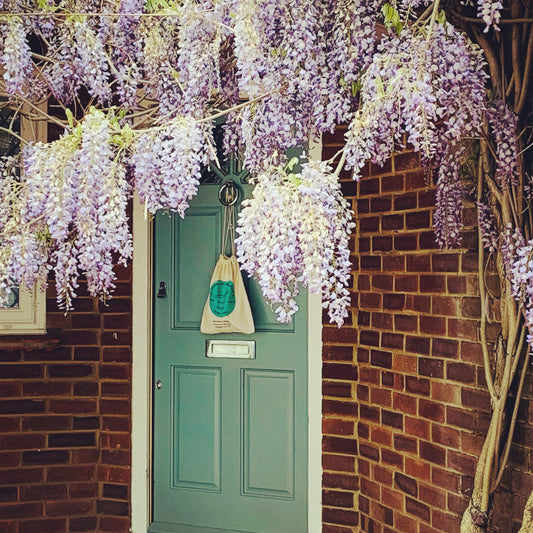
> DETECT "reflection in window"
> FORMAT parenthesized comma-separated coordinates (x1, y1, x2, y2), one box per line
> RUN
(0, 105, 21, 309)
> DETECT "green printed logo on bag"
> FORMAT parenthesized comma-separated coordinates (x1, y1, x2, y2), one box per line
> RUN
(209, 280, 236, 317)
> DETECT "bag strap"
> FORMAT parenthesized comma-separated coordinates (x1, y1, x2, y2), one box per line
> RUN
(221, 204, 236, 256)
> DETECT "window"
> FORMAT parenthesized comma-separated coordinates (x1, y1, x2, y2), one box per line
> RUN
(0, 103, 46, 335)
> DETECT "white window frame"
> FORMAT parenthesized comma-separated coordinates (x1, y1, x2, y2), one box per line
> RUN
(0, 102, 47, 335)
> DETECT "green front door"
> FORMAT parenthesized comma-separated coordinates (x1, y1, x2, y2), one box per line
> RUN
(151, 178, 308, 533)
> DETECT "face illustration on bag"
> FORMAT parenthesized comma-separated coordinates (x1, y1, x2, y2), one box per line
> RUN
(209, 280, 236, 317)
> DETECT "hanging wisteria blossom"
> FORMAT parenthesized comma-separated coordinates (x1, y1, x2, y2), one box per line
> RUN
(236, 159, 355, 325)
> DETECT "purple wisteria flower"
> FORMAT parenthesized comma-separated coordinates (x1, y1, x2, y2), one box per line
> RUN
(486, 100, 519, 187)
(236, 158, 355, 325)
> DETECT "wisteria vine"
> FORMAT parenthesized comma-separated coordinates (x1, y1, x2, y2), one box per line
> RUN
(0, 0, 513, 327)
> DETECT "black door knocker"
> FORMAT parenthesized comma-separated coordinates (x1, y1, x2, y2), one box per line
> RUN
(218, 180, 239, 207)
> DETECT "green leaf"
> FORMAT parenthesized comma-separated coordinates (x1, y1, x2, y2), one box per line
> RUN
(65, 109, 74, 129)
(286, 156, 300, 172)
(381, 3, 403, 35)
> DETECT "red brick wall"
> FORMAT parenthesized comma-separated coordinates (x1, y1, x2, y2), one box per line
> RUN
(321, 126, 533, 533)
(0, 264, 132, 533)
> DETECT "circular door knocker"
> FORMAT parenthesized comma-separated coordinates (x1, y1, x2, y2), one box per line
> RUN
(218, 180, 239, 206)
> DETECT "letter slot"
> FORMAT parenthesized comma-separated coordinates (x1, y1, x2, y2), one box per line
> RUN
(206, 340, 256, 359)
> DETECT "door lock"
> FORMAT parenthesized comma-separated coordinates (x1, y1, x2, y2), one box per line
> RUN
(155, 380, 163, 390)
(157, 281, 167, 298)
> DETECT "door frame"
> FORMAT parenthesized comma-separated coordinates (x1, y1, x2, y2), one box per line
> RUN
(131, 144, 324, 533)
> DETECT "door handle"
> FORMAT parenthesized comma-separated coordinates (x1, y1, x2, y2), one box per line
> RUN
(155, 380, 163, 390)
(157, 282, 167, 298)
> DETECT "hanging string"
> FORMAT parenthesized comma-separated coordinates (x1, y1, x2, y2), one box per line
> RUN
(221, 203, 236, 257)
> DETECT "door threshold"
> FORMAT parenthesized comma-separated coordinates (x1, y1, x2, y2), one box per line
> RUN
(148, 522, 253, 533)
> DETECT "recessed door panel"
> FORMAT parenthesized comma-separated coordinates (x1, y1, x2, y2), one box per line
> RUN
(171, 366, 221, 492)
(242, 370, 295, 499)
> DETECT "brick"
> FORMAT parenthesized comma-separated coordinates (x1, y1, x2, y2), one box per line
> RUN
(419, 399, 445, 422)
(419, 357, 444, 378)
(448, 318, 479, 341)
(73, 381, 99, 396)
(360, 292, 381, 309)
(395, 472, 417, 496)
(394, 234, 418, 251)
(324, 345, 354, 363)
(359, 404, 380, 423)
(419, 441, 446, 465)
(420, 275, 446, 293)
(323, 454, 355, 473)
(0, 400, 44, 414)
(49, 399, 97, 414)
(0, 487, 17, 502)
(0, 503, 42, 519)
(0, 468, 43, 484)
(370, 350, 392, 369)
(0, 364, 43, 379)
(22, 382, 71, 396)
(381, 333, 404, 349)
(0, 349, 22, 362)
(405, 417, 430, 440)
(406, 255, 431, 273)
(359, 444, 380, 462)
(447, 362, 476, 384)
(359, 178, 380, 196)
(394, 512, 418, 532)
(46, 466, 95, 482)
(48, 432, 96, 448)
(381, 449, 403, 467)
(405, 376, 430, 395)
(431, 468, 460, 493)
(419, 482, 446, 509)
(0, 382, 21, 397)
(74, 347, 101, 361)
(323, 400, 358, 417)
(360, 330, 379, 347)
(405, 457, 431, 481)
(98, 516, 130, 533)
(447, 406, 475, 430)
(69, 517, 98, 532)
(323, 363, 358, 381)
(323, 473, 359, 491)
(405, 336, 430, 355)
(432, 338, 459, 358)
(393, 392, 417, 415)
(323, 437, 357, 455)
(383, 293, 405, 310)
(394, 192, 417, 211)
(360, 477, 380, 501)
(395, 275, 418, 292)
(448, 450, 476, 476)
(395, 152, 420, 171)
(360, 255, 381, 270)
(370, 387, 392, 407)
(323, 327, 358, 344)
(432, 424, 460, 448)
(21, 484, 67, 501)
(382, 410, 403, 429)
(0, 433, 45, 450)
(432, 510, 461, 532)
(323, 381, 352, 398)
(371, 426, 392, 446)
(371, 501, 394, 526)
(394, 434, 417, 454)
(406, 497, 430, 522)
(48, 364, 94, 378)
(102, 348, 130, 363)
(461, 387, 491, 412)
(406, 210, 430, 229)
(373, 465, 393, 485)
(381, 172, 404, 192)
(22, 450, 69, 465)
(372, 312, 394, 330)
(394, 314, 418, 333)
(382, 214, 404, 230)
(383, 255, 405, 271)
(322, 508, 358, 526)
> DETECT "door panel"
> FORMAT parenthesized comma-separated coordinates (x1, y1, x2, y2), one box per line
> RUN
(152, 183, 308, 533)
